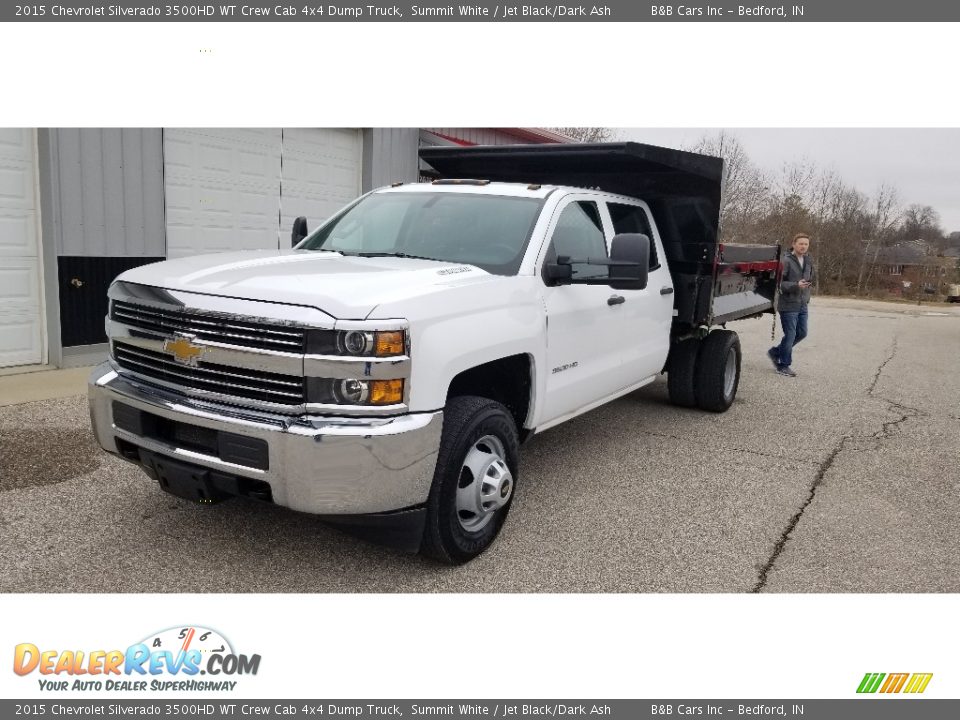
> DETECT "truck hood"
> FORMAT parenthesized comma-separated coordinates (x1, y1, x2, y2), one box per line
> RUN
(116, 250, 496, 319)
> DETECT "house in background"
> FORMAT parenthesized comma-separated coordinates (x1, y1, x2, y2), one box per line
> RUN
(873, 240, 958, 297)
(1, 128, 570, 372)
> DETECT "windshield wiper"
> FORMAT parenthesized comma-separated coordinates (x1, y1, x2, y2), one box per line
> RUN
(345, 251, 443, 262)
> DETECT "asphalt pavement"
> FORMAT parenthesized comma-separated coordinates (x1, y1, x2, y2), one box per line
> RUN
(1, 297, 957, 592)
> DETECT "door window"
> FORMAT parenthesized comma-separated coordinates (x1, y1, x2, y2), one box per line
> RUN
(608, 202, 660, 270)
(548, 201, 608, 280)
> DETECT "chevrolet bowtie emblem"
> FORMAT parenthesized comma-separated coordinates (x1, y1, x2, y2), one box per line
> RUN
(163, 334, 205, 366)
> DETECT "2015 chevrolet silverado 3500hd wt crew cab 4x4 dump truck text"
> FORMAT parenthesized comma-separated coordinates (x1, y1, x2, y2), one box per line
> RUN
(89, 142, 781, 564)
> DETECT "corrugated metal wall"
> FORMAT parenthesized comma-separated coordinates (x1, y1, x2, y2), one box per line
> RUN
(52, 128, 165, 257)
(362, 128, 419, 192)
(41, 129, 166, 351)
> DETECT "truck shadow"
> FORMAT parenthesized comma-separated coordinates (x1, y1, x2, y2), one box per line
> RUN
(0, 427, 101, 492)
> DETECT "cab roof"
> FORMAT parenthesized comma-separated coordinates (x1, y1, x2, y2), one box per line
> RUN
(419, 141, 726, 266)
(376, 180, 558, 199)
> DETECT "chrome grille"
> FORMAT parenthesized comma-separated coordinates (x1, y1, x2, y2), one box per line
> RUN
(113, 342, 305, 408)
(111, 300, 305, 353)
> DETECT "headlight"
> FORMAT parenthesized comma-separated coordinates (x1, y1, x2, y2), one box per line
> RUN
(341, 331, 372, 355)
(335, 378, 369, 404)
(306, 329, 406, 357)
(306, 378, 404, 406)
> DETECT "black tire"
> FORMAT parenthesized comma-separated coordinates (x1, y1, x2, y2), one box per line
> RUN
(695, 330, 741, 413)
(420, 396, 519, 564)
(667, 338, 701, 408)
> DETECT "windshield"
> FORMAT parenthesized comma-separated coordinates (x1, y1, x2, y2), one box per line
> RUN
(298, 191, 544, 275)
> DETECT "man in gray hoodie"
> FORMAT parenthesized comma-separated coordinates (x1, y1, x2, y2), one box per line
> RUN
(768, 233, 815, 377)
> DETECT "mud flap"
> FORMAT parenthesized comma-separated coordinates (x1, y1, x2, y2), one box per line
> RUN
(321, 507, 427, 554)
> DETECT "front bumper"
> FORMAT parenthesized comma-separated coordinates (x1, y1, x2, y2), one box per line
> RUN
(88, 362, 442, 515)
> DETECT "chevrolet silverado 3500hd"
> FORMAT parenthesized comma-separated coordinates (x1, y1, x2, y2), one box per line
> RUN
(88, 143, 781, 563)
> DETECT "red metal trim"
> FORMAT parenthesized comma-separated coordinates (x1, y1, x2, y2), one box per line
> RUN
(423, 130, 475, 147)
(730, 260, 782, 274)
(493, 128, 570, 144)
(424, 128, 573, 146)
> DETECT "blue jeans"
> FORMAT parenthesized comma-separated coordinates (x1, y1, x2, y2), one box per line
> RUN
(773, 307, 808, 368)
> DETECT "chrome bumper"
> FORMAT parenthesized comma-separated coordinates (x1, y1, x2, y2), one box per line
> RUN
(88, 363, 442, 515)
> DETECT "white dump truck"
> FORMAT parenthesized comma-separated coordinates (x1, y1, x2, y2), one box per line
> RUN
(89, 142, 781, 563)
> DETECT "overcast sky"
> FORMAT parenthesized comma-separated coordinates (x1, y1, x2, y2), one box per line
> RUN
(622, 129, 960, 233)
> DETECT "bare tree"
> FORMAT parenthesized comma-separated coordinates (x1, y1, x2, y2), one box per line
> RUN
(900, 204, 944, 244)
(754, 192, 810, 263)
(549, 127, 618, 143)
(759, 159, 820, 247)
(758, 160, 896, 295)
(778, 159, 819, 203)
(688, 131, 770, 242)
(857, 184, 900, 294)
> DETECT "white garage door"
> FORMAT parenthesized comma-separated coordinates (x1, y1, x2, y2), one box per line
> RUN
(279, 128, 363, 241)
(163, 129, 361, 259)
(0, 129, 44, 368)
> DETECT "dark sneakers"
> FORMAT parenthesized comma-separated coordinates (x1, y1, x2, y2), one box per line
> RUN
(767, 348, 780, 369)
(769, 347, 797, 376)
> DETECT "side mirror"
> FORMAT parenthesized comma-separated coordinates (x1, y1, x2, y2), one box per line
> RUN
(609, 233, 650, 290)
(545, 255, 573, 283)
(291, 216, 309, 247)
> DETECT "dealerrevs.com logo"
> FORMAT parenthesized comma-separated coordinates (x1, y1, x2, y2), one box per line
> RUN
(13, 626, 261, 692)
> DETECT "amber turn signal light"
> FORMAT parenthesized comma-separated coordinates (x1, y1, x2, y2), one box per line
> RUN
(369, 379, 404, 405)
(375, 331, 405, 357)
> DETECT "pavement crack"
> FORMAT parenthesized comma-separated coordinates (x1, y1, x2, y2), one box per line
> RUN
(872, 400, 922, 440)
(866, 336, 923, 439)
(637, 429, 685, 443)
(753, 339, 921, 593)
(752, 434, 850, 593)
(868, 338, 897, 395)
(637, 430, 819, 465)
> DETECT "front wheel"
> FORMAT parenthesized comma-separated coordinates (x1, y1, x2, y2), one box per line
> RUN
(420, 396, 519, 564)
(695, 330, 741, 412)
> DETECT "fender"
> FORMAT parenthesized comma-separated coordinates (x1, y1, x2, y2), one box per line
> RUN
(369, 276, 545, 418)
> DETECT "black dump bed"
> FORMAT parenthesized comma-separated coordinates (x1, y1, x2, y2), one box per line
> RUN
(420, 142, 780, 332)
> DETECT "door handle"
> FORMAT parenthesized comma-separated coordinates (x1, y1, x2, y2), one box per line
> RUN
(660, 286, 674, 295)
(607, 295, 625, 306)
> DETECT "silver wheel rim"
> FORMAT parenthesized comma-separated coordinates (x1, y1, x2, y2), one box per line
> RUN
(456, 434, 513, 533)
(723, 347, 737, 399)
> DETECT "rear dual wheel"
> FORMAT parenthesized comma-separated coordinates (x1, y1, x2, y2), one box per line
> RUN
(667, 338, 700, 408)
(667, 330, 741, 413)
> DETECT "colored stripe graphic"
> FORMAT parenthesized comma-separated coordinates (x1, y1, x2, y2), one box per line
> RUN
(880, 673, 909, 693)
(857, 673, 885, 693)
(857, 672, 932, 694)
(904, 673, 933, 694)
